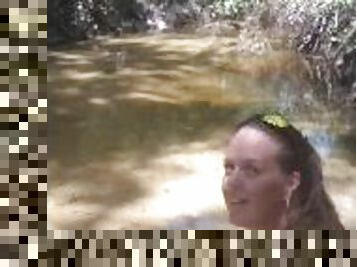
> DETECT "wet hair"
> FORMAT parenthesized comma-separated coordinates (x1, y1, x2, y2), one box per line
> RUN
(233, 112, 344, 229)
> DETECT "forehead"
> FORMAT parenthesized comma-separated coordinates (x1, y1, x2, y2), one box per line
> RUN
(225, 126, 282, 163)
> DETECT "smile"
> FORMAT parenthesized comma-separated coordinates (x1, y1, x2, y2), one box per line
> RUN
(229, 199, 248, 205)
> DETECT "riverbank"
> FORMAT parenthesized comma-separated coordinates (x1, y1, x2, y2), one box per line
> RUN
(49, 0, 355, 109)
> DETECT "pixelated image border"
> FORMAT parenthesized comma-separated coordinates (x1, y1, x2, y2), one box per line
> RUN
(3, 1, 356, 265)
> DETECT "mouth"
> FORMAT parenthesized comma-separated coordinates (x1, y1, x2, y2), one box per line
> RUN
(229, 199, 248, 206)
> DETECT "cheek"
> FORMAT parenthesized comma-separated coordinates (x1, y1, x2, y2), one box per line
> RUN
(250, 177, 288, 204)
(222, 173, 288, 205)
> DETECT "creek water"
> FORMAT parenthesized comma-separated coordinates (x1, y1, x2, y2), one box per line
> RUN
(48, 33, 355, 229)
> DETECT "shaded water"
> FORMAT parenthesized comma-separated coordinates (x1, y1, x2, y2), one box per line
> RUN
(48, 33, 355, 229)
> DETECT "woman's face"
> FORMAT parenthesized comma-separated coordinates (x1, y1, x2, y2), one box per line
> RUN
(222, 126, 293, 229)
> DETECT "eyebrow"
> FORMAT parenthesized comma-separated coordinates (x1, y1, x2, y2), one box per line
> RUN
(243, 159, 260, 164)
(224, 158, 261, 165)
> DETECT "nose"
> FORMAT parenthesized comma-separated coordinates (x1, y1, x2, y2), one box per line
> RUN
(222, 174, 243, 199)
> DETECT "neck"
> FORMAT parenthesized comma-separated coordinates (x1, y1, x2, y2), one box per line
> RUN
(261, 202, 289, 230)
(235, 212, 289, 230)
(262, 202, 289, 230)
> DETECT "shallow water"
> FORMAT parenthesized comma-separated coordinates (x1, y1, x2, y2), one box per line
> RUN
(48, 33, 355, 229)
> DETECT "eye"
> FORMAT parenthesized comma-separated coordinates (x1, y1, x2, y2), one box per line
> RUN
(242, 165, 260, 177)
(224, 162, 235, 176)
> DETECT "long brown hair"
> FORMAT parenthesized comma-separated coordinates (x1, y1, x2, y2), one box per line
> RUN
(234, 112, 344, 229)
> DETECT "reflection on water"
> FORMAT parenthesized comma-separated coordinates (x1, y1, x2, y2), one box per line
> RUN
(48, 33, 355, 229)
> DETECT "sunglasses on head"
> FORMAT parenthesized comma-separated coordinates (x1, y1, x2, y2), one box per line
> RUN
(259, 113, 290, 128)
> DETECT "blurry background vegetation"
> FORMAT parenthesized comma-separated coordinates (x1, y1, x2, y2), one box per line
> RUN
(49, 0, 355, 107)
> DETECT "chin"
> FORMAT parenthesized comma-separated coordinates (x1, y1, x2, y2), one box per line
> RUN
(229, 214, 252, 229)
(229, 215, 276, 230)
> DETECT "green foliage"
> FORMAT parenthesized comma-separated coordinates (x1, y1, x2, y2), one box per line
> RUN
(284, 0, 356, 102)
(209, 0, 254, 19)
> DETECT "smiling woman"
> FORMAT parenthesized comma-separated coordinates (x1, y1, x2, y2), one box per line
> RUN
(222, 112, 345, 230)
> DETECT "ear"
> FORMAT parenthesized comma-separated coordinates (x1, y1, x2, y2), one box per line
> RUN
(286, 171, 301, 199)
